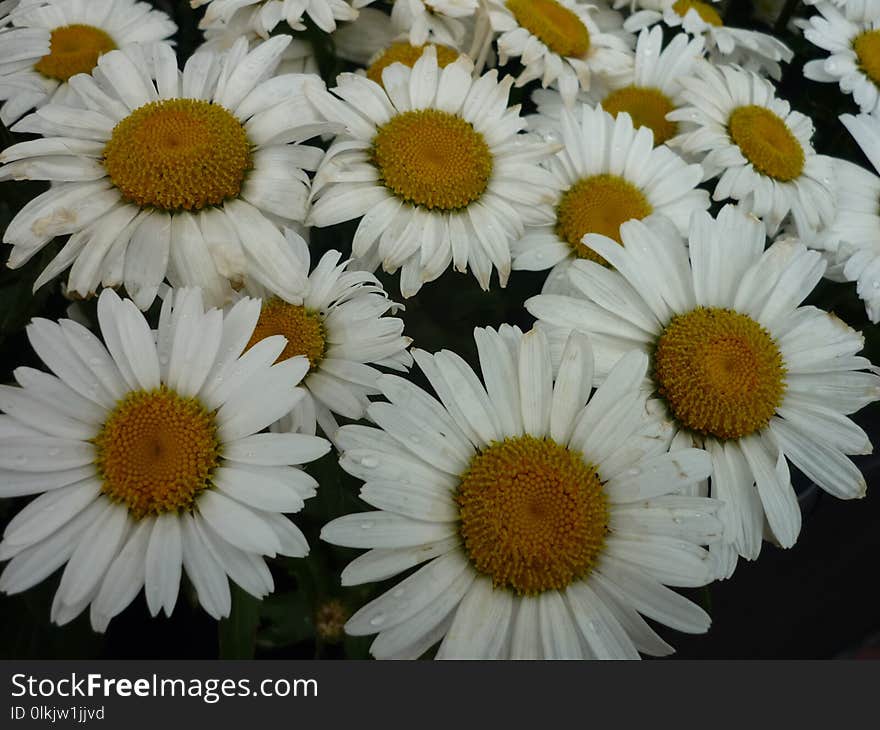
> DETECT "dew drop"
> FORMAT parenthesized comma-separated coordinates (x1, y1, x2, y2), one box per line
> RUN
(369, 613, 386, 627)
(359, 521, 374, 530)
(360, 456, 379, 468)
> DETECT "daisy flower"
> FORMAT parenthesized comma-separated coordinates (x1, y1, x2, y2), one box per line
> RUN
(531, 27, 705, 148)
(526, 205, 880, 566)
(0, 288, 331, 631)
(238, 229, 413, 438)
(387, 0, 478, 47)
(306, 47, 559, 297)
(512, 104, 708, 294)
(802, 2, 880, 116)
(484, 0, 634, 106)
(0, 0, 176, 126)
(0, 36, 326, 310)
(667, 61, 836, 236)
(322, 326, 720, 659)
(191, 0, 358, 35)
(620, 0, 793, 78)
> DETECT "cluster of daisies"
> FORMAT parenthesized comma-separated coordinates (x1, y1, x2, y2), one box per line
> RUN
(0, 0, 878, 660)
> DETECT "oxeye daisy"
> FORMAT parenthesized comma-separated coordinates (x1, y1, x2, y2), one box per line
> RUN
(237, 230, 413, 438)
(386, 0, 478, 47)
(667, 61, 836, 236)
(322, 326, 720, 659)
(306, 47, 559, 297)
(802, 2, 880, 116)
(484, 0, 634, 106)
(0, 36, 326, 310)
(531, 27, 706, 148)
(191, 0, 359, 35)
(512, 104, 708, 294)
(527, 205, 880, 569)
(0, 0, 176, 126)
(620, 0, 792, 78)
(0, 288, 331, 631)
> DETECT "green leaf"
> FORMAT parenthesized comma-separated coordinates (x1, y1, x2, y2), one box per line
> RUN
(218, 585, 261, 659)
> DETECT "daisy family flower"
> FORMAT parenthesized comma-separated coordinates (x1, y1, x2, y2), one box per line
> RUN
(0, 0, 176, 126)
(0, 288, 330, 630)
(307, 47, 559, 297)
(238, 231, 413, 438)
(802, 2, 880, 116)
(0, 36, 326, 310)
(322, 326, 720, 659)
(512, 104, 708, 294)
(485, 0, 634, 105)
(668, 61, 835, 235)
(620, 0, 792, 78)
(191, 0, 359, 35)
(388, 0, 478, 47)
(527, 206, 880, 569)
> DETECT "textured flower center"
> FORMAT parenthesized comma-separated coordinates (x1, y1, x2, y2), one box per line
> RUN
(457, 435, 608, 595)
(672, 0, 723, 26)
(372, 109, 493, 210)
(103, 99, 252, 212)
(94, 387, 220, 520)
(506, 0, 591, 57)
(555, 174, 653, 265)
(654, 307, 787, 440)
(366, 42, 460, 85)
(728, 105, 804, 182)
(602, 86, 678, 145)
(853, 29, 880, 86)
(245, 297, 326, 371)
(34, 24, 116, 81)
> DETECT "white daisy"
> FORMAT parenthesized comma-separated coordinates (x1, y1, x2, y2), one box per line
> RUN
(0, 36, 326, 310)
(526, 205, 880, 570)
(322, 325, 721, 659)
(0, 0, 176, 126)
(485, 0, 634, 106)
(191, 0, 359, 35)
(0, 287, 331, 631)
(513, 104, 708, 295)
(237, 229, 413, 439)
(620, 0, 793, 79)
(667, 61, 836, 236)
(531, 27, 705, 148)
(306, 47, 559, 297)
(387, 0, 478, 47)
(808, 113, 880, 323)
(802, 1, 880, 117)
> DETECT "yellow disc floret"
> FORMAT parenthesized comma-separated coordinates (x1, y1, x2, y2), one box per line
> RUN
(506, 0, 591, 58)
(555, 173, 653, 265)
(853, 29, 880, 86)
(457, 435, 608, 595)
(372, 109, 493, 210)
(94, 387, 220, 520)
(34, 24, 116, 81)
(602, 86, 678, 145)
(103, 99, 252, 212)
(728, 105, 805, 182)
(654, 307, 787, 440)
(367, 42, 460, 85)
(244, 297, 327, 371)
(672, 0, 723, 26)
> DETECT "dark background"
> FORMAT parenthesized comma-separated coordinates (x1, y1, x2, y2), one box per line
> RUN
(2, 0, 879, 659)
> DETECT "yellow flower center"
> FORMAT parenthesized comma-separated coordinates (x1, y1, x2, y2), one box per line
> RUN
(653, 307, 787, 440)
(728, 104, 805, 182)
(853, 29, 880, 86)
(506, 0, 591, 58)
(94, 387, 220, 520)
(102, 99, 252, 212)
(602, 86, 678, 145)
(34, 24, 117, 81)
(672, 0, 723, 26)
(555, 174, 653, 265)
(372, 109, 493, 211)
(366, 42, 460, 86)
(457, 435, 608, 595)
(244, 297, 326, 371)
